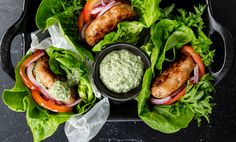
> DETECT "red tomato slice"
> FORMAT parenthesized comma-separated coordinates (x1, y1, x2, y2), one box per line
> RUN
(31, 90, 73, 112)
(181, 45, 205, 77)
(83, 0, 101, 23)
(78, 12, 84, 32)
(20, 50, 43, 91)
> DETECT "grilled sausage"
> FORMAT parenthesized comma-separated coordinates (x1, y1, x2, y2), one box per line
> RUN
(33, 56, 75, 104)
(34, 56, 56, 89)
(85, 3, 135, 46)
(151, 54, 196, 99)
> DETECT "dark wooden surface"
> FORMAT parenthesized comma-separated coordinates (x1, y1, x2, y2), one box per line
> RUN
(0, 0, 236, 141)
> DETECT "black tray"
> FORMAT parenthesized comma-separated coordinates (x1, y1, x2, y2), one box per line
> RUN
(0, 0, 234, 122)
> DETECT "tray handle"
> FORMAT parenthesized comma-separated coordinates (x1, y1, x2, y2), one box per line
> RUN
(0, 13, 25, 80)
(206, 0, 234, 85)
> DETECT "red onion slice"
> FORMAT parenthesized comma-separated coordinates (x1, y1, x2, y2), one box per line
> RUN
(81, 22, 90, 39)
(91, 6, 104, 15)
(25, 51, 45, 67)
(150, 96, 171, 105)
(97, 1, 121, 17)
(101, 0, 106, 6)
(193, 65, 199, 83)
(65, 99, 82, 107)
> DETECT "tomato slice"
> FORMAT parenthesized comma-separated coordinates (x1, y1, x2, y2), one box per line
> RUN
(181, 46, 205, 77)
(31, 90, 73, 112)
(83, 0, 101, 23)
(20, 50, 43, 91)
(78, 12, 84, 32)
(164, 87, 186, 105)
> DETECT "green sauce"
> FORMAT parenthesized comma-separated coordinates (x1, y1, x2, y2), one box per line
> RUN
(48, 81, 72, 102)
(99, 49, 144, 93)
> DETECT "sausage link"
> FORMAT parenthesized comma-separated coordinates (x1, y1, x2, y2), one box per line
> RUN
(151, 54, 196, 98)
(85, 3, 135, 46)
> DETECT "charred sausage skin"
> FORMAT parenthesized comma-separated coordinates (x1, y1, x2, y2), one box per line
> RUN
(85, 3, 135, 46)
(151, 54, 196, 99)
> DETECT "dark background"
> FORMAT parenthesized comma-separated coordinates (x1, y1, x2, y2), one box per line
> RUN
(0, 0, 236, 142)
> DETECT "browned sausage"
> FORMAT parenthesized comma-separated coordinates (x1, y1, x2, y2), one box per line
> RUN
(151, 54, 196, 98)
(33, 56, 75, 104)
(34, 56, 56, 89)
(85, 3, 135, 46)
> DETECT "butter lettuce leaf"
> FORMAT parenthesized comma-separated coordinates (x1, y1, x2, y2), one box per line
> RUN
(131, 0, 161, 27)
(92, 21, 144, 52)
(2, 48, 96, 141)
(138, 68, 214, 133)
(2, 55, 72, 142)
(36, 0, 94, 61)
(46, 47, 96, 107)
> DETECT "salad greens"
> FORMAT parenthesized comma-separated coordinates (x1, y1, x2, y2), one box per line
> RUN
(137, 5, 215, 133)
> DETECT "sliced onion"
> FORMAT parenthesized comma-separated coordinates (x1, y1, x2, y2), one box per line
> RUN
(101, 0, 113, 6)
(193, 65, 199, 83)
(65, 99, 82, 107)
(25, 51, 45, 67)
(97, 1, 121, 17)
(81, 22, 90, 39)
(169, 82, 187, 98)
(150, 96, 171, 105)
(91, 6, 104, 15)
(101, 0, 106, 6)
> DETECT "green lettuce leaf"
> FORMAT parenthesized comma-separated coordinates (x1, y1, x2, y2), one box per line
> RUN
(2, 47, 96, 141)
(2, 55, 72, 142)
(36, 0, 94, 61)
(138, 69, 214, 133)
(131, 0, 161, 27)
(46, 47, 96, 110)
(175, 5, 214, 66)
(92, 21, 144, 52)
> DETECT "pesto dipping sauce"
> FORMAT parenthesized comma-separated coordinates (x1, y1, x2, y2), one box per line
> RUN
(99, 49, 144, 93)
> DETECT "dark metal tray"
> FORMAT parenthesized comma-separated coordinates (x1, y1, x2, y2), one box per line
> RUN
(0, 0, 234, 122)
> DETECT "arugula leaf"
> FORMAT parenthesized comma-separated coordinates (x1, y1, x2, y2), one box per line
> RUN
(92, 21, 143, 52)
(175, 5, 214, 66)
(180, 74, 215, 125)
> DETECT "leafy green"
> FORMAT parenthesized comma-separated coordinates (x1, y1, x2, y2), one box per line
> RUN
(46, 47, 96, 108)
(175, 5, 214, 66)
(92, 21, 144, 52)
(36, 0, 94, 61)
(150, 19, 192, 71)
(180, 74, 215, 125)
(138, 69, 214, 133)
(2, 55, 72, 142)
(131, 0, 161, 27)
(148, 5, 214, 72)
(2, 47, 96, 141)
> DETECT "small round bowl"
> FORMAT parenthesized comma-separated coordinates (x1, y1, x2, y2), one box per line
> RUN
(93, 43, 150, 102)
